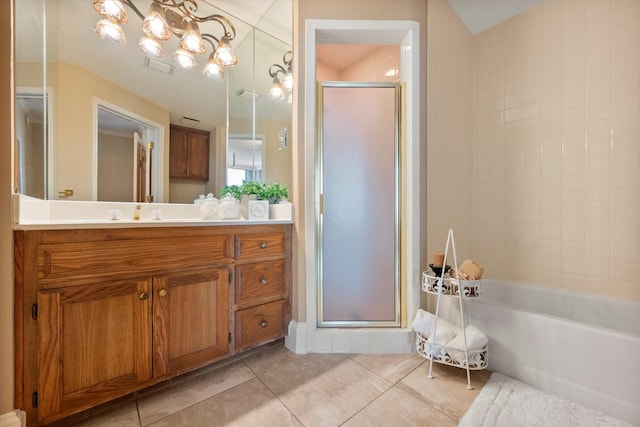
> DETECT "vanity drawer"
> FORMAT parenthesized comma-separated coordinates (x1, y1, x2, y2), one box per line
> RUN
(235, 232, 285, 260)
(236, 260, 285, 306)
(36, 234, 233, 286)
(235, 299, 286, 351)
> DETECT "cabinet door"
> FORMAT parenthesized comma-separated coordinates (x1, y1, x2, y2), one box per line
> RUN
(169, 127, 189, 178)
(153, 268, 229, 377)
(187, 131, 210, 180)
(169, 125, 209, 180)
(38, 279, 152, 423)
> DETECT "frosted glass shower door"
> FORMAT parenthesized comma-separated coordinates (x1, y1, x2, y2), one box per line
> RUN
(318, 83, 400, 327)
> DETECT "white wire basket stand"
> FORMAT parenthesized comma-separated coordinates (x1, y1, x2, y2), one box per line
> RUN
(417, 228, 488, 389)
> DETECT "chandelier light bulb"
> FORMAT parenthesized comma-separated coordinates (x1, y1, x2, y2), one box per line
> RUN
(174, 48, 197, 69)
(94, 19, 126, 43)
(270, 78, 285, 100)
(138, 36, 163, 57)
(203, 54, 225, 78)
(267, 51, 293, 99)
(213, 36, 238, 67)
(180, 22, 206, 55)
(142, 2, 172, 41)
(93, 0, 128, 23)
(282, 71, 293, 91)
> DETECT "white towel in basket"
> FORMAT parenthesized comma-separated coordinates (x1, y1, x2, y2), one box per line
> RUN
(427, 319, 459, 356)
(446, 325, 488, 364)
(411, 309, 435, 336)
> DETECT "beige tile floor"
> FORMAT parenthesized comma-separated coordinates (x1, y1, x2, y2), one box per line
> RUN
(71, 342, 490, 427)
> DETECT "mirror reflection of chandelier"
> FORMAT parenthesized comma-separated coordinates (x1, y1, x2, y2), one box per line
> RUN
(92, 0, 238, 79)
(268, 51, 293, 101)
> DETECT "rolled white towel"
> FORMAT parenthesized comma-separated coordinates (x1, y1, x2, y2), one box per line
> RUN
(411, 309, 435, 336)
(447, 325, 488, 364)
(426, 318, 461, 357)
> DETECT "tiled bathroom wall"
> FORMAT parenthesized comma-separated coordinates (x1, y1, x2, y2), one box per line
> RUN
(472, 0, 640, 300)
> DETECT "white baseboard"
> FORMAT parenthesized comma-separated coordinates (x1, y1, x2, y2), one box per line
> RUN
(0, 410, 25, 427)
(286, 320, 415, 354)
(285, 320, 307, 354)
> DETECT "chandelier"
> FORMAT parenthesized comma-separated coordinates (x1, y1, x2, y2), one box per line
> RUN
(268, 51, 293, 100)
(92, 0, 238, 79)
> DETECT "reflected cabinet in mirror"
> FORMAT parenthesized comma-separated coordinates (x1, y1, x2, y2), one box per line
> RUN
(14, 0, 292, 203)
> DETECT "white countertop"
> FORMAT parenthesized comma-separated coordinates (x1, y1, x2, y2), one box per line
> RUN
(13, 218, 294, 230)
(12, 194, 294, 230)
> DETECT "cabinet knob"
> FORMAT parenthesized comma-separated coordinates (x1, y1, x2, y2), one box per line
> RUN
(260, 320, 268, 328)
(139, 292, 149, 300)
(159, 289, 168, 297)
(259, 277, 268, 284)
(260, 242, 268, 249)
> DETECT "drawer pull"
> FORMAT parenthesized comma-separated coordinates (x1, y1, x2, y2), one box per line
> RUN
(259, 277, 268, 284)
(159, 289, 168, 297)
(260, 320, 268, 328)
(139, 292, 149, 300)
(260, 242, 268, 249)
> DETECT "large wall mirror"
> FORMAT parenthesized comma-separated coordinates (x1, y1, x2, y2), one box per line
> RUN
(14, 0, 292, 203)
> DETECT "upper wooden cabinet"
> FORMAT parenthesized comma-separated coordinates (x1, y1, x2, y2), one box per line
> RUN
(14, 224, 291, 426)
(169, 124, 210, 180)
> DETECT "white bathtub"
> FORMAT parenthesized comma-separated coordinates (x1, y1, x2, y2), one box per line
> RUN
(465, 280, 640, 425)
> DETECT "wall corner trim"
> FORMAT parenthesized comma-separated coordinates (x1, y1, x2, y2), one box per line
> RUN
(285, 320, 307, 354)
(0, 410, 26, 427)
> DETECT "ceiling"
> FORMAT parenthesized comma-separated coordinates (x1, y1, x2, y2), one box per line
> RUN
(447, 0, 547, 35)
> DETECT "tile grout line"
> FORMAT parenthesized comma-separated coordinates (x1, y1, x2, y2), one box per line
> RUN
(245, 358, 308, 426)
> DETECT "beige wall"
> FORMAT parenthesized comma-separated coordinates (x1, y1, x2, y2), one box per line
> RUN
(259, 117, 293, 188)
(97, 132, 133, 202)
(426, 0, 474, 268)
(0, 0, 14, 415)
(52, 62, 170, 201)
(472, 0, 640, 300)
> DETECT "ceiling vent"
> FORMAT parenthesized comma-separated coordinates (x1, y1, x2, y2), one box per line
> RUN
(179, 116, 201, 127)
(235, 89, 262, 101)
(143, 57, 175, 74)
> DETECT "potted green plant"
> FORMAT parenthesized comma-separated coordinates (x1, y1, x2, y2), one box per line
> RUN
(264, 183, 289, 204)
(240, 181, 268, 199)
(219, 184, 242, 200)
(220, 182, 290, 220)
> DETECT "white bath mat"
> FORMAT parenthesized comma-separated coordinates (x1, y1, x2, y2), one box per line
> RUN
(459, 372, 634, 427)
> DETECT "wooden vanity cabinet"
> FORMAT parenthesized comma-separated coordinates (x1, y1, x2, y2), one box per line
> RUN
(15, 224, 291, 426)
(169, 124, 210, 180)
